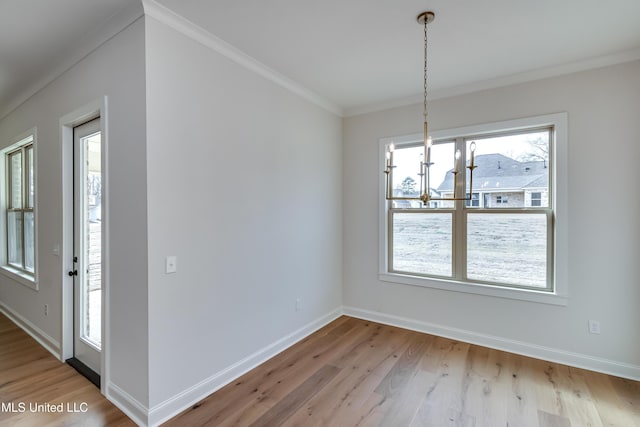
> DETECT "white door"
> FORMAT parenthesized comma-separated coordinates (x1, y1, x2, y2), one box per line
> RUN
(69, 118, 102, 380)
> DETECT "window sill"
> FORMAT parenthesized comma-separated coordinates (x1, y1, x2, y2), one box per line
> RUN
(379, 272, 568, 306)
(0, 266, 37, 290)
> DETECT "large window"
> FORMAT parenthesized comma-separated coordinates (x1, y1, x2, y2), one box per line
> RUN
(2, 134, 35, 281)
(381, 114, 566, 302)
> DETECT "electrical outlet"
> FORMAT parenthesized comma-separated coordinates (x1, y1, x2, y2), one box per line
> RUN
(165, 256, 177, 274)
(44, 304, 48, 316)
(588, 320, 601, 334)
(295, 298, 301, 312)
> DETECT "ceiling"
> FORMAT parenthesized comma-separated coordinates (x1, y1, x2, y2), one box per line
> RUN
(0, 0, 138, 119)
(2, 0, 640, 118)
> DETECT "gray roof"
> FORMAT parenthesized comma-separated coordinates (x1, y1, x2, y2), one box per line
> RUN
(437, 154, 548, 192)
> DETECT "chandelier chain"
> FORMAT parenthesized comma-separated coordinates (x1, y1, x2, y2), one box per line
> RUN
(423, 17, 428, 122)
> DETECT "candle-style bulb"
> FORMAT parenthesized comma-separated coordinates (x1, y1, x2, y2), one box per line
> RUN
(389, 143, 395, 153)
(386, 151, 391, 160)
(455, 149, 461, 160)
(427, 136, 433, 147)
(469, 141, 476, 168)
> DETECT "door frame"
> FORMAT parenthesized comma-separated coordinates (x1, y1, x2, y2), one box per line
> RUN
(60, 97, 109, 394)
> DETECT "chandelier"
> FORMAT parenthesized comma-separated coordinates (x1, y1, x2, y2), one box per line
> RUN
(384, 11, 477, 206)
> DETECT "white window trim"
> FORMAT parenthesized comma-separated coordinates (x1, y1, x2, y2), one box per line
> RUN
(0, 128, 38, 290)
(378, 113, 568, 306)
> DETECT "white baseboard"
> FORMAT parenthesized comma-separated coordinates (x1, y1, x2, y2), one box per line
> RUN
(0, 301, 61, 360)
(147, 307, 343, 427)
(343, 306, 640, 381)
(107, 382, 149, 427)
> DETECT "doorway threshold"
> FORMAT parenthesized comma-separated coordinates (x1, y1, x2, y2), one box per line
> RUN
(66, 357, 100, 388)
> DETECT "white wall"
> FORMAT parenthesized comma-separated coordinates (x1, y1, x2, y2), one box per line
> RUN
(344, 60, 640, 377)
(0, 18, 149, 409)
(144, 15, 343, 414)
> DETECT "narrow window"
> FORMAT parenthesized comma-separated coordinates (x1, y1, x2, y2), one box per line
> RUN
(3, 136, 35, 278)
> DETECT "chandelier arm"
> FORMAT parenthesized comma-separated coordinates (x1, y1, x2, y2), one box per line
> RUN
(428, 196, 472, 201)
(385, 196, 424, 201)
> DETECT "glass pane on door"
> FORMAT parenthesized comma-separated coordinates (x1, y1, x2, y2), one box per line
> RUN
(81, 132, 102, 348)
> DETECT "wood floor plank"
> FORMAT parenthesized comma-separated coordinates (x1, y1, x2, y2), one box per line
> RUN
(215, 399, 273, 427)
(364, 336, 432, 426)
(531, 358, 567, 417)
(609, 376, 640, 421)
(380, 368, 436, 426)
(505, 354, 540, 427)
(410, 340, 478, 426)
(538, 409, 572, 427)
(248, 364, 340, 427)
(586, 372, 638, 426)
(557, 366, 605, 427)
(374, 335, 429, 397)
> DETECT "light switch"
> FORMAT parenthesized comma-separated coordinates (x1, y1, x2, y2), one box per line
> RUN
(165, 256, 177, 274)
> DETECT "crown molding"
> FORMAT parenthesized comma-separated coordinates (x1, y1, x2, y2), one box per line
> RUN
(0, 2, 144, 121)
(344, 47, 640, 118)
(141, 0, 343, 117)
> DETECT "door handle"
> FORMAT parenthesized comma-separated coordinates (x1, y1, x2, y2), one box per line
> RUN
(68, 270, 78, 277)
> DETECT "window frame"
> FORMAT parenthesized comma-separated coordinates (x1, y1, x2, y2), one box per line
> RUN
(1, 130, 37, 289)
(378, 113, 568, 306)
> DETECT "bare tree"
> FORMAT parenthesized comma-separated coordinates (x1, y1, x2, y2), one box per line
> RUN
(518, 136, 549, 162)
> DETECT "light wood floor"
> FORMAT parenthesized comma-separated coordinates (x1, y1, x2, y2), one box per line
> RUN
(0, 313, 134, 426)
(2, 313, 638, 426)
(166, 316, 639, 427)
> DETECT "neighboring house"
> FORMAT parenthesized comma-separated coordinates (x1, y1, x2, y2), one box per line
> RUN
(436, 154, 548, 207)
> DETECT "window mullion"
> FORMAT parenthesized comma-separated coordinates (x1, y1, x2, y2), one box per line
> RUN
(6, 155, 11, 267)
(453, 137, 466, 281)
(21, 147, 27, 270)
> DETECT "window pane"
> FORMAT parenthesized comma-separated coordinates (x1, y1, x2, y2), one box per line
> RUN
(428, 142, 456, 208)
(467, 213, 547, 288)
(24, 212, 35, 272)
(466, 131, 549, 208)
(390, 142, 455, 208)
(392, 213, 452, 276)
(7, 211, 23, 267)
(26, 146, 34, 208)
(9, 152, 22, 209)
